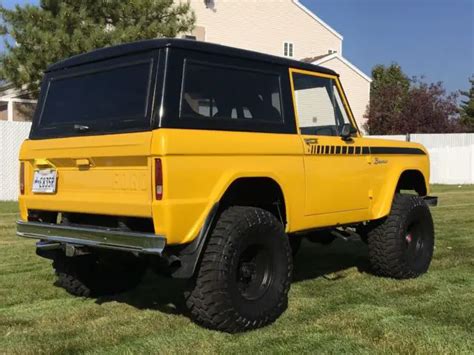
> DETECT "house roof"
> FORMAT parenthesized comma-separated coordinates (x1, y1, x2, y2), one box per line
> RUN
(46, 38, 338, 76)
(300, 53, 334, 64)
(0, 82, 34, 99)
(309, 52, 372, 83)
(292, 0, 343, 40)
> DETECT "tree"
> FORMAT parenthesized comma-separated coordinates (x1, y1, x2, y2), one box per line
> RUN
(365, 64, 463, 134)
(0, 0, 195, 96)
(459, 76, 474, 132)
(363, 64, 410, 134)
(400, 79, 462, 133)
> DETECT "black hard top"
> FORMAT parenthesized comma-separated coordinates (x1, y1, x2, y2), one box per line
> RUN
(46, 38, 338, 76)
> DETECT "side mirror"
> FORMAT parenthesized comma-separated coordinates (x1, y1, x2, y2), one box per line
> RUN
(340, 123, 354, 141)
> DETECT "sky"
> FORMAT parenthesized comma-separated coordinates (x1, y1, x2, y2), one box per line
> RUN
(1, 0, 473, 93)
(301, 0, 473, 93)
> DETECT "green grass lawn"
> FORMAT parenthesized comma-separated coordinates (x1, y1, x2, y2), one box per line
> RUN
(1, 186, 473, 354)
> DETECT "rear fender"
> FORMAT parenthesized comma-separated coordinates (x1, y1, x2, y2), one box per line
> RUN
(170, 173, 289, 278)
(182, 172, 290, 245)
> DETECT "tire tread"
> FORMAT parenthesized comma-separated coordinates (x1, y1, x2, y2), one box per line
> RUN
(185, 206, 292, 333)
(368, 193, 434, 279)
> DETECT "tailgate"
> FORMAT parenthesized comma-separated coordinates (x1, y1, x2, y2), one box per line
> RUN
(19, 132, 153, 218)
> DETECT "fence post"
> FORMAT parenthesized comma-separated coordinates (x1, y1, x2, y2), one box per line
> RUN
(7, 100, 13, 122)
(471, 145, 474, 184)
(0, 124, 2, 200)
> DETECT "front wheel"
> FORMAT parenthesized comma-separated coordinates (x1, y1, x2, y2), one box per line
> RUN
(367, 194, 434, 279)
(185, 206, 293, 333)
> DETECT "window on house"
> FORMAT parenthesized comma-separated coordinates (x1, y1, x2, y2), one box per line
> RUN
(183, 35, 197, 40)
(14, 102, 36, 122)
(0, 101, 8, 121)
(284, 42, 294, 58)
(180, 62, 283, 123)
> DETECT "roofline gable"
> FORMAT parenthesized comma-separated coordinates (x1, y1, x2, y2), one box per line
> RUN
(311, 53, 372, 83)
(292, 0, 343, 41)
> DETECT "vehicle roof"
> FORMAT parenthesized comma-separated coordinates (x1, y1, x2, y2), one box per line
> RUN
(46, 38, 338, 76)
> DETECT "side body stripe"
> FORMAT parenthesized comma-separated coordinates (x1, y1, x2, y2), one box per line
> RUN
(304, 145, 426, 156)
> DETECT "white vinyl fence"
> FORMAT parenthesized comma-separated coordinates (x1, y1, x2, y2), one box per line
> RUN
(0, 122, 473, 200)
(0, 121, 32, 200)
(370, 133, 474, 185)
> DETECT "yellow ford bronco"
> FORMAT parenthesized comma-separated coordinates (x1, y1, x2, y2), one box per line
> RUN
(17, 39, 437, 332)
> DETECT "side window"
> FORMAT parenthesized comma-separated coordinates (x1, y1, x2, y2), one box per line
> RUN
(292, 72, 352, 136)
(180, 62, 283, 123)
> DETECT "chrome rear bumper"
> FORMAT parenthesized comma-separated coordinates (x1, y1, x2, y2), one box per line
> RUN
(16, 220, 166, 255)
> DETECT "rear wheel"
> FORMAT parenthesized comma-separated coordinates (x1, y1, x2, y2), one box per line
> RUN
(367, 194, 434, 279)
(53, 252, 146, 297)
(185, 206, 293, 333)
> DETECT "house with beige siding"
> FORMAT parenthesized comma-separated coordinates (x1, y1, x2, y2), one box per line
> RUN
(1, 0, 371, 128)
(183, 0, 371, 130)
(0, 83, 37, 122)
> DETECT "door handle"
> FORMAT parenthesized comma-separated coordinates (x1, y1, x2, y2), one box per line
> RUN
(304, 138, 318, 145)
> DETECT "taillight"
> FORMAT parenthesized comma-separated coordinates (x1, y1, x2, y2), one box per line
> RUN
(19, 162, 25, 195)
(155, 158, 163, 200)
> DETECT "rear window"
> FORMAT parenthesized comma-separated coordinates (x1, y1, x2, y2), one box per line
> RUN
(31, 55, 156, 138)
(180, 61, 283, 124)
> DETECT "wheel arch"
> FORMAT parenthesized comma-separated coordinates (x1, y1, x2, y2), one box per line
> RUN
(170, 175, 289, 279)
(371, 168, 429, 220)
(218, 176, 288, 226)
(396, 169, 428, 196)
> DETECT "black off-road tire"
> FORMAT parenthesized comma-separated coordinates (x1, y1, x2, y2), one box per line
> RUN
(367, 193, 434, 279)
(185, 206, 293, 333)
(53, 254, 146, 297)
(289, 236, 302, 257)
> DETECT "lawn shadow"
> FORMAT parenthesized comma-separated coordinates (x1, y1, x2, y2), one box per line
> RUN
(95, 237, 370, 314)
(95, 272, 189, 315)
(292, 237, 370, 282)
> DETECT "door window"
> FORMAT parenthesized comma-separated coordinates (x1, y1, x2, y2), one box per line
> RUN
(292, 72, 352, 136)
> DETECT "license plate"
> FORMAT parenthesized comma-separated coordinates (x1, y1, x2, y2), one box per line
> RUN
(32, 170, 57, 194)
